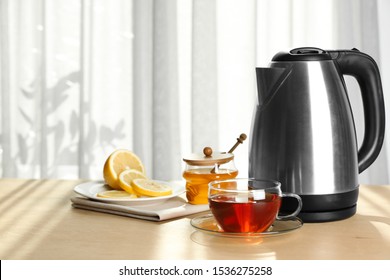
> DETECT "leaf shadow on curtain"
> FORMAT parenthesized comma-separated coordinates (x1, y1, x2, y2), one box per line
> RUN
(15, 70, 127, 178)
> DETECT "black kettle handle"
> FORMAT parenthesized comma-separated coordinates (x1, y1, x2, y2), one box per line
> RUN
(329, 49, 386, 173)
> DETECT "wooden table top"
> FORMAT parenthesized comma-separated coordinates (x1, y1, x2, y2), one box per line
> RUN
(1, 178, 389, 260)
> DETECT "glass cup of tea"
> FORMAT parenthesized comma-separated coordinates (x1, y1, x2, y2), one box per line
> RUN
(208, 178, 302, 233)
(182, 147, 238, 205)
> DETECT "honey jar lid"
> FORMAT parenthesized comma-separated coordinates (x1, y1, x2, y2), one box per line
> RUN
(183, 147, 234, 166)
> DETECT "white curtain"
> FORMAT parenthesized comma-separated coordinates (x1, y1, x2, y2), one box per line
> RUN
(1, 0, 389, 184)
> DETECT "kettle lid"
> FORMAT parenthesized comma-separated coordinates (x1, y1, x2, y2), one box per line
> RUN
(272, 47, 332, 62)
(183, 147, 234, 166)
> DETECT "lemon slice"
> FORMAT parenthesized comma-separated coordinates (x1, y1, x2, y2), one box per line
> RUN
(131, 179, 173, 197)
(118, 169, 148, 194)
(103, 149, 145, 190)
(97, 190, 137, 199)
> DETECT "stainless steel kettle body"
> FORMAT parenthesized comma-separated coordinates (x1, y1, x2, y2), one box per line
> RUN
(249, 47, 385, 222)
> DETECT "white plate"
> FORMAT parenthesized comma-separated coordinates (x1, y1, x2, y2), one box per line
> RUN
(74, 180, 186, 206)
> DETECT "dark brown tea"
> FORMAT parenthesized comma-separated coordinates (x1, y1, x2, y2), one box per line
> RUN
(209, 193, 281, 233)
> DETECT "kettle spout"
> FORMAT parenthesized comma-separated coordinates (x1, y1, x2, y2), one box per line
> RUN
(256, 67, 290, 105)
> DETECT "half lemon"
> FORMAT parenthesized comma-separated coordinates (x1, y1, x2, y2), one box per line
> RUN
(103, 149, 145, 190)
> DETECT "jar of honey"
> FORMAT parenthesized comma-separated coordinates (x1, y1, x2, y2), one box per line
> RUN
(183, 147, 238, 204)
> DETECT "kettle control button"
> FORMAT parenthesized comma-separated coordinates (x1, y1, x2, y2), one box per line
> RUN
(291, 47, 325, 55)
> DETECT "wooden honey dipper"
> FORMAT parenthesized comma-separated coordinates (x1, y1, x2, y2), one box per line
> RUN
(210, 133, 247, 173)
(227, 133, 247, 153)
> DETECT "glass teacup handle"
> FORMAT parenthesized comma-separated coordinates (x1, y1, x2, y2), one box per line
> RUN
(277, 193, 303, 220)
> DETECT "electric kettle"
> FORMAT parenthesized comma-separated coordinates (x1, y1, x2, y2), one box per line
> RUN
(249, 47, 385, 222)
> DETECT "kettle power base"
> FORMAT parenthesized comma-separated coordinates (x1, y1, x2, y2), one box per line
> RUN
(292, 205, 357, 223)
(280, 188, 359, 223)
